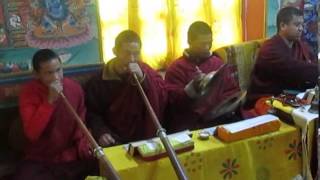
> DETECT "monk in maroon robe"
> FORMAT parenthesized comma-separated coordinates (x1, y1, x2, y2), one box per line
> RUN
(165, 21, 240, 133)
(85, 30, 167, 147)
(246, 7, 318, 178)
(245, 7, 318, 109)
(14, 49, 97, 180)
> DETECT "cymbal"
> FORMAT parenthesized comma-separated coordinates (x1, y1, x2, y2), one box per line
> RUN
(198, 64, 227, 96)
(202, 91, 247, 122)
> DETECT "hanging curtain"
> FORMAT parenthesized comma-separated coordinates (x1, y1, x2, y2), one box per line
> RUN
(98, 0, 242, 70)
(242, 0, 266, 41)
(98, 0, 129, 62)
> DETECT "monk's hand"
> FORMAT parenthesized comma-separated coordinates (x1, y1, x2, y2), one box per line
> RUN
(98, 133, 115, 147)
(78, 136, 93, 159)
(48, 80, 63, 104)
(129, 62, 144, 81)
(192, 73, 205, 93)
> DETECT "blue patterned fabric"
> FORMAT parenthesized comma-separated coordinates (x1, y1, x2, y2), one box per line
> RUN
(302, 0, 319, 56)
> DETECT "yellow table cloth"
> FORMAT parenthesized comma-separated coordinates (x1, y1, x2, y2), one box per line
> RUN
(91, 122, 301, 180)
(269, 99, 317, 179)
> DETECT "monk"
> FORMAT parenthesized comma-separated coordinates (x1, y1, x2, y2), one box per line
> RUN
(246, 7, 318, 178)
(85, 30, 167, 147)
(14, 49, 97, 180)
(165, 21, 240, 133)
(245, 6, 318, 108)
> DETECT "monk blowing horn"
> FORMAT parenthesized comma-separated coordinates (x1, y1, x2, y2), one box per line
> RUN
(131, 72, 189, 180)
(60, 93, 121, 180)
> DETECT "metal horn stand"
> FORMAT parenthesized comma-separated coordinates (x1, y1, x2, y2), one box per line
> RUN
(132, 73, 189, 180)
(60, 93, 121, 180)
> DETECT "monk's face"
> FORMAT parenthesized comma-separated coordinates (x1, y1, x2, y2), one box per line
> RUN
(281, 15, 304, 41)
(35, 58, 63, 87)
(114, 41, 141, 74)
(189, 34, 212, 58)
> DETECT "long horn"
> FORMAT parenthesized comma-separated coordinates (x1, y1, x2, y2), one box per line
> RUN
(131, 73, 189, 180)
(60, 93, 121, 180)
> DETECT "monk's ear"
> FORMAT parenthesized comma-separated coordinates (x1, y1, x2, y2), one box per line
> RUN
(280, 22, 287, 31)
(113, 47, 122, 57)
(112, 47, 117, 56)
(33, 70, 40, 79)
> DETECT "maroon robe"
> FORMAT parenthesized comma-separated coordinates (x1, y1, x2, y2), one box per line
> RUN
(246, 35, 318, 108)
(85, 61, 167, 144)
(165, 53, 240, 132)
(16, 78, 96, 180)
(19, 78, 90, 162)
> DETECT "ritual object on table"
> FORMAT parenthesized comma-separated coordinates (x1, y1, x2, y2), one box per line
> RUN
(198, 130, 210, 140)
(126, 130, 194, 161)
(198, 126, 216, 140)
(216, 114, 281, 142)
(307, 86, 318, 114)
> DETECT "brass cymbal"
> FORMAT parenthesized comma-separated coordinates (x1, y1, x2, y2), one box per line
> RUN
(198, 64, 227, 96)
(202, 91, 247, 122)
